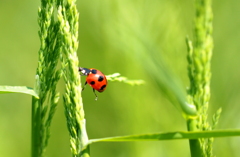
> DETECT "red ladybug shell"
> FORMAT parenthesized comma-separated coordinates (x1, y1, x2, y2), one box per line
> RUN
(79, 67, 107, 92)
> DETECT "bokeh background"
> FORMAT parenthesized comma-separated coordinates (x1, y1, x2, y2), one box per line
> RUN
(1, 0, 240, 156)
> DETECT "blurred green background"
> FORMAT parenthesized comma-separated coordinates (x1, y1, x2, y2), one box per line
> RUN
(1, 0, 240, 156)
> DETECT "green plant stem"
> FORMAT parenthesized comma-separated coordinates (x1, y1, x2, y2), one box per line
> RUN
(80, 145, 90, 157)
(31, 97, 41, 157)
(187, 119, 202, 157)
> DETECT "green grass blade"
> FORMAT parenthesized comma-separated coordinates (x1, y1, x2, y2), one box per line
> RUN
(88, 129, 240, 144)
(0, 86, 39, 98)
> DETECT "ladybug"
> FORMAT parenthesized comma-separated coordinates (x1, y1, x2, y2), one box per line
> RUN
(79, 67, 107, 100)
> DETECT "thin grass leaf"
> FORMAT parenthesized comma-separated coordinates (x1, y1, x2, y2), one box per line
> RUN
(0, 86, 39, 98)
(88, 129, 240, 144)
(99, 1, 197, 117)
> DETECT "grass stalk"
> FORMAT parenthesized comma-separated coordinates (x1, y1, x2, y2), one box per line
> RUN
(186, 0, 214, 156)
(57, 0, 90, 156)
(32, 0, 61, 156)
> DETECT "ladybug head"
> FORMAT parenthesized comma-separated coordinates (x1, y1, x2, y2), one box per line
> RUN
(79, 67, 91, 76)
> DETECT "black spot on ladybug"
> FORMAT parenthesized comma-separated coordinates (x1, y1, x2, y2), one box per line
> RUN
(91, 69, 97, 74)
(98, 76, 104, 82)
(90, 81, 95, 85)
(100, 84, 106, 91)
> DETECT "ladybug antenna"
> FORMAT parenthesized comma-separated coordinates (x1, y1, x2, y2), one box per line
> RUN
(79, 67, 84, 76)
(79, 67, 84, 71)
(93, 89, 98, 101)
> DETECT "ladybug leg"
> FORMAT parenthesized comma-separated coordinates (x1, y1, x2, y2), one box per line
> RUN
(82, 81, 87, 91)
(93, 88, 98, 101)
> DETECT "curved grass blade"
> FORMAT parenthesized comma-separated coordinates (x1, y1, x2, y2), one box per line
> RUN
(0, 86, 39, 98)
(88, 129, 240, 144)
